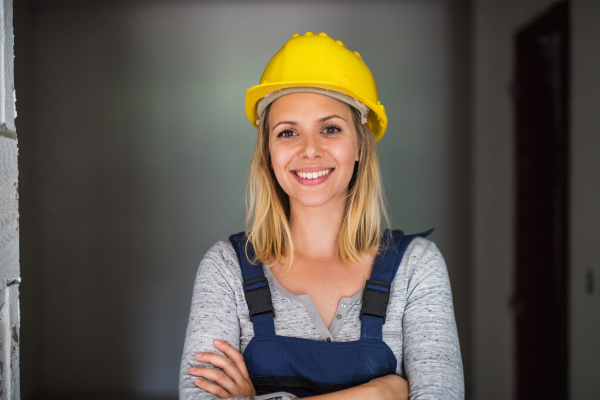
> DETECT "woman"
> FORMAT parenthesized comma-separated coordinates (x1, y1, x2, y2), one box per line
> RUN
(180, 32, 464, 400)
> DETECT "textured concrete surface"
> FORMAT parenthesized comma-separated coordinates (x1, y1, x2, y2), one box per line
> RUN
(0, 0, 19, 398)
(0, 284, 20, 400)
(0, 133, 19, 284)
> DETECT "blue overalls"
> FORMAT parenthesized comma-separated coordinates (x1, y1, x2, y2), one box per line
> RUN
(229, 229, 432, 398)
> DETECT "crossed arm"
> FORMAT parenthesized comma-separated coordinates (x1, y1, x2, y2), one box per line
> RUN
(189, 338, 409, 400)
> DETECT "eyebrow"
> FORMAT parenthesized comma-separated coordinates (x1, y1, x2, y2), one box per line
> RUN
(271, 115, 346, 131)
(319, 114, 346, 123)
(272, 121, 297, 130)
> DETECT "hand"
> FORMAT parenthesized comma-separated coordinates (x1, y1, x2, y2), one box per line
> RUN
(189, 339, 257, 399)
(365, 374, 409, 400)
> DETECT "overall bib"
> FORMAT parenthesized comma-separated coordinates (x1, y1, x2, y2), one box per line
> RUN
(229, 229, 431, 398)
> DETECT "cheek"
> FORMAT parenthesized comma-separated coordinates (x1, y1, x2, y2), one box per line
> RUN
(268, 144, 291, 179)
(330, 141, 358, 168)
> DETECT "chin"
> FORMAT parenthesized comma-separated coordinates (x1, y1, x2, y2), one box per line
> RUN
(292, 193, 341, 208)
(297, 200, 329, 208)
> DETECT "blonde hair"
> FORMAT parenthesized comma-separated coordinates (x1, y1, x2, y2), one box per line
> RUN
(245, 104, 389, 274)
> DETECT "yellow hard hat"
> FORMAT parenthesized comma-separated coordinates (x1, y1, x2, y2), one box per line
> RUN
(245, 32, 388, 140)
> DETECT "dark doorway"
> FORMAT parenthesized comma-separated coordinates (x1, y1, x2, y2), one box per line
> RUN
(513, 2, 569, 399)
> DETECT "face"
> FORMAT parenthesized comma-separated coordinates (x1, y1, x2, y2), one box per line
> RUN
(268, 92, 359, 210)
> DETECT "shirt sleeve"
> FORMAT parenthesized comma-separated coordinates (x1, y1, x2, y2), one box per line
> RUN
(402, 241, 465, 399)
(179, 242, 297, 400)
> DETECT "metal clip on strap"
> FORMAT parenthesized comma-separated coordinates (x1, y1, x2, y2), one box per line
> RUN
(359, 279, 391, 324)
(243, 277, 275, 321)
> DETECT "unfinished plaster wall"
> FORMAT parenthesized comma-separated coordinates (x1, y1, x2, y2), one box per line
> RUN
(0, 0, 19, 398)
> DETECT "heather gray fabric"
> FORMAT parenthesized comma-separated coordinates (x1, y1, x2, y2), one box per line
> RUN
(179, 237, 464, 400)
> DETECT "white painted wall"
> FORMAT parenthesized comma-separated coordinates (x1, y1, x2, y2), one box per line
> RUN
(471, 0, 558, 398)
(17, 1, 473, 397)
(569, 1, 600, 398)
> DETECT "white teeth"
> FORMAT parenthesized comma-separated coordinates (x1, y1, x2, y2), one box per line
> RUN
(296, 169, 331, 179)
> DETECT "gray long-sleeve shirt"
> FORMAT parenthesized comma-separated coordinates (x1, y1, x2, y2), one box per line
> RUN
(179, 237, 464, 400)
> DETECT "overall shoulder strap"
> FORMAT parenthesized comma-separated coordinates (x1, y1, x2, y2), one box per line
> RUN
(229, 232, 276, 336)
(360, 228, 433, 340)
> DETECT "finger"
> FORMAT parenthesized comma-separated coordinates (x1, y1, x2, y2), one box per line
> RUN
(195, 352, 246, 386)
(213, 339, 250, 378)
(194, 377, 230, 399)
(189, 364, 209, 377)
(191, 366, 237, 395)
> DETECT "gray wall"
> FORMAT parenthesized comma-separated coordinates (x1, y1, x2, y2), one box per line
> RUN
(471, 0, 558, 397)
(569, 1, 600, 398)
(472, 0, 600, 398)
(16, 1, 473, 398)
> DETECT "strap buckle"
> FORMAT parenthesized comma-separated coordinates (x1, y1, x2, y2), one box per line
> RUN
(359, 279, 391, 324)
(243, 277, 275, 321)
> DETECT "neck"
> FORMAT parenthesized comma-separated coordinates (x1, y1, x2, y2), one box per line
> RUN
(288, 197, 346, 261)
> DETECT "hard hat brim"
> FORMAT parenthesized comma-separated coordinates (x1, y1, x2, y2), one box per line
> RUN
(246, 81, 387, 141)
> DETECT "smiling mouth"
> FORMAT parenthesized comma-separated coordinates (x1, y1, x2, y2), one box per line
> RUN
(294, 169, 332, 180)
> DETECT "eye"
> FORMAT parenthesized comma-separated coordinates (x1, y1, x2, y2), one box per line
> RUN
(322, 125, 341, 135)
(277, 129, 297, 138)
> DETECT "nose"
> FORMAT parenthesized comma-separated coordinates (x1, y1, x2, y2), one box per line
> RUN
(300, 132, 322, 160)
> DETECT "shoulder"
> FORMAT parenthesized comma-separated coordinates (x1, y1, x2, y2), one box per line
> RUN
(395, 235, 450, 293)
(200, 240, 238, 269)
(404, 236, 446, 270)
(196, 240, 243, 285)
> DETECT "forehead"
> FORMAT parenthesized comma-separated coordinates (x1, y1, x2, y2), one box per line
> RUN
(269, 92, 354, 122)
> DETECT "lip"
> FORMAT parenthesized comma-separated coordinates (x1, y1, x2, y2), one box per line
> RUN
(291, 167, 334, 186)
(294, 166, 334, 173)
